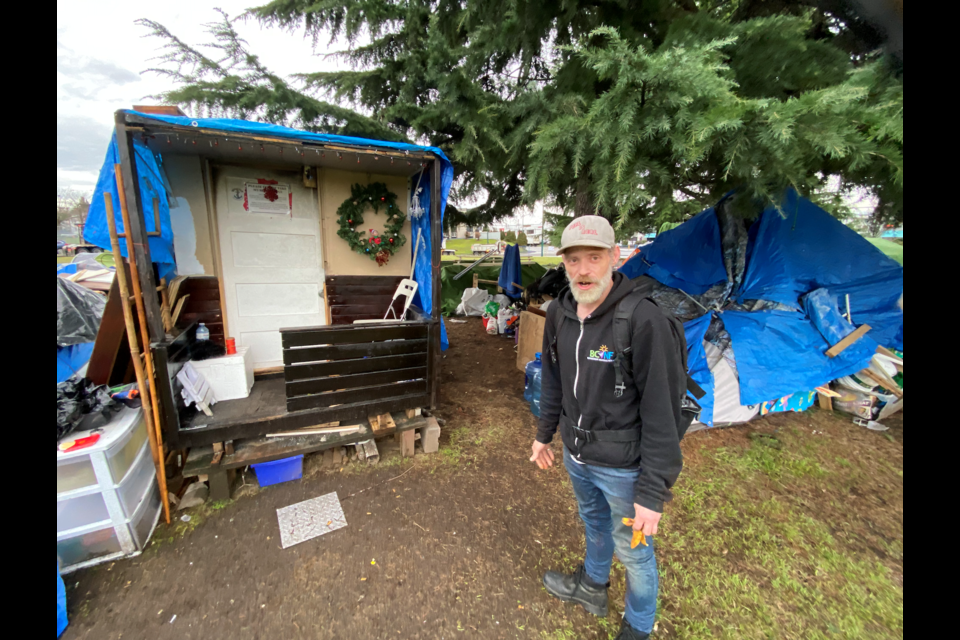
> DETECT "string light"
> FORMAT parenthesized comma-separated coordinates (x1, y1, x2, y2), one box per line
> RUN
(214, 140, 219, 147)
(260, 144, 265, 153)
(338, 153, 343, 161)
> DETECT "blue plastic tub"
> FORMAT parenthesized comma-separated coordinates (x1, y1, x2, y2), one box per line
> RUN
(252, 455, 304, 487)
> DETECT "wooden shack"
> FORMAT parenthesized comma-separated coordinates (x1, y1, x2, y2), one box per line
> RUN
(97, 109, 449, 494)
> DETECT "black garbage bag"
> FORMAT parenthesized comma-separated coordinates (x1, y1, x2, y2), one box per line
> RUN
(57, 278, 106, 347)
(530, 264, 569, 299)
(57, 376, 119, 442)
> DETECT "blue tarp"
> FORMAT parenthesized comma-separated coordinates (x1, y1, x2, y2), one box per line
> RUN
(57, 343, 96, 385)
(498, 245, 524, 298)
(620, 209, 726, 295)
(723, 310, 876, 406)
(684, 313, 716, 427)
(84, 111, 455, 348)
(619, 190, 903, 412)
(410, 168, 452, 351)
(58, 563, 68, 637)
(84, 134, 176, 281)
(57, 264, 79, 275)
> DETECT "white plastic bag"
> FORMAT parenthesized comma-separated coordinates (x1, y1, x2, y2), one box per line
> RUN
(498, 307, 519, 334)
(456, 288, 492, 316)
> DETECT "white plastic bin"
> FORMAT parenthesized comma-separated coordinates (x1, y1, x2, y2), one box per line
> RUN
(189, 347, 254, 402)
(57, 407, 161, 574)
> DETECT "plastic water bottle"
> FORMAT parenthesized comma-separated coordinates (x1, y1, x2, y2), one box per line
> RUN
(196, 323, 210, 342)
(524, 353, 543, 403)
(529, 354, 543, 418)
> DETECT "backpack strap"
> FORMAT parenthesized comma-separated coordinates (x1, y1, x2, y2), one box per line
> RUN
(614, 282, 707, 402)
(549, 300, 565, 365)
(612, 289, 649, 397)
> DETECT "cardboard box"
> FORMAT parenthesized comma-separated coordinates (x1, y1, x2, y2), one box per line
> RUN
(516, 311, 546, 373)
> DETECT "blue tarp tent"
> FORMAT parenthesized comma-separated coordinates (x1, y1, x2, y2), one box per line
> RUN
(83, 111, 453, 350)
(621, 190, 903, 428)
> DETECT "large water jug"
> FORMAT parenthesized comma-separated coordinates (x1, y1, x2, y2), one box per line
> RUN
(529, 354, 543, 418)
(524, 353, 543, 403)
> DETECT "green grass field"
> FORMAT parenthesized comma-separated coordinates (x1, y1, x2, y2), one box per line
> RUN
(56, 253, 116, 268)
(866, 238, 904, 265)
(443, 238, 560, 266)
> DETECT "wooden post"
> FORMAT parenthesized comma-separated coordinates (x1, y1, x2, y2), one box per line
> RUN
(430, 159, 443, 410)
(114, 113, 165, 341)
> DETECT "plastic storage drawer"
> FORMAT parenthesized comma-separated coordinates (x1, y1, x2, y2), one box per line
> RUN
(57, 526, 123, 569)
(132, 484, 162, 548)
(57, 492, 110, 534)
(117, 441, 155, 518)
(106, 413, 148, 484)
(57, 456, 98, 495)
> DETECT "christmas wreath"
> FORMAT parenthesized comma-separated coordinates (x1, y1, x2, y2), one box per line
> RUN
(336, 183, 407, 266)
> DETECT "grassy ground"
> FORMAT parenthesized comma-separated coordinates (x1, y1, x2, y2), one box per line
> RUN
(56, 253, 116, 267)
(62, 321, 902, 640)
(866, 238, 904, 265)
(650, 411, 903, 640)
(443, 238, 561, 267)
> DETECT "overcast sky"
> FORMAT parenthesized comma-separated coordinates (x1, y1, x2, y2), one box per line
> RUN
(57, 0, 339, 194)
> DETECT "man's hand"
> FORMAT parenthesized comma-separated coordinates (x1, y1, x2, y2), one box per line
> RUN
(632, 504, 662, 537)
(530, 441, 555, 469)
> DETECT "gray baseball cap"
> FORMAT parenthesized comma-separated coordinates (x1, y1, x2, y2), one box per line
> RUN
(557, 216, 616, 255)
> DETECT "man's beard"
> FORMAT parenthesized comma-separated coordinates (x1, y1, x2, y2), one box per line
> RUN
(567, 268, 614, 305)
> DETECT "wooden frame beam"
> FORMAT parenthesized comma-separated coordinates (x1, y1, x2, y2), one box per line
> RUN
(121, 112, 435, 163)
(115, 112, 165, 342)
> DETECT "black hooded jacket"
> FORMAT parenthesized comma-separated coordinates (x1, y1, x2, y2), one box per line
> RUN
(536, 272, 687, 513)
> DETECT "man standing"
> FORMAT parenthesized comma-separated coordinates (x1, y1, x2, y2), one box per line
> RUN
(530, 216, 687, 640)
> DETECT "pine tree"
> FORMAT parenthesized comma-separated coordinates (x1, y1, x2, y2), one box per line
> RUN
(140, 2, 902, 227)
(517, 231, 529, 247)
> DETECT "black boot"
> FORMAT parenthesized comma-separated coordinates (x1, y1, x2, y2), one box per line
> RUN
(615, 621, 650, 640)
(542, 565, 609, 617)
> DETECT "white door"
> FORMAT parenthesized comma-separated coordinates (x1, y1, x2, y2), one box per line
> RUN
(215, 167, 325, 370)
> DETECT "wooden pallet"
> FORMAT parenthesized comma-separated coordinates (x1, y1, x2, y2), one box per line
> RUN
(184, 411, 433, 501)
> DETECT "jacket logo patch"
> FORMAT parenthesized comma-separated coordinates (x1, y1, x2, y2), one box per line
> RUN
(588, 345, 615, 363)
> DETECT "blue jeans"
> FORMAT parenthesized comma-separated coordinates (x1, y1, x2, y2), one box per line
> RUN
(564, 447, 659, 634)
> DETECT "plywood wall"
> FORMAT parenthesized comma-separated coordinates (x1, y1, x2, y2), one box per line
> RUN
(160, 157, 414, 280)
(164, 154, 216, 277)
(319, 169, 412, 276)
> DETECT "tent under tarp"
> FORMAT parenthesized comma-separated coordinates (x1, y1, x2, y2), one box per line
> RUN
(440, 263, 548, 316)
(621, 190, 903, 429)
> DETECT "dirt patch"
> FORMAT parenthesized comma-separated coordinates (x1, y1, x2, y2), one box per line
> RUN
(61, 319, 903, 640)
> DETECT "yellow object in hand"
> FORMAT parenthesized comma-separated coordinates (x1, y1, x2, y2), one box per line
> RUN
(621, 518, 649, 549)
